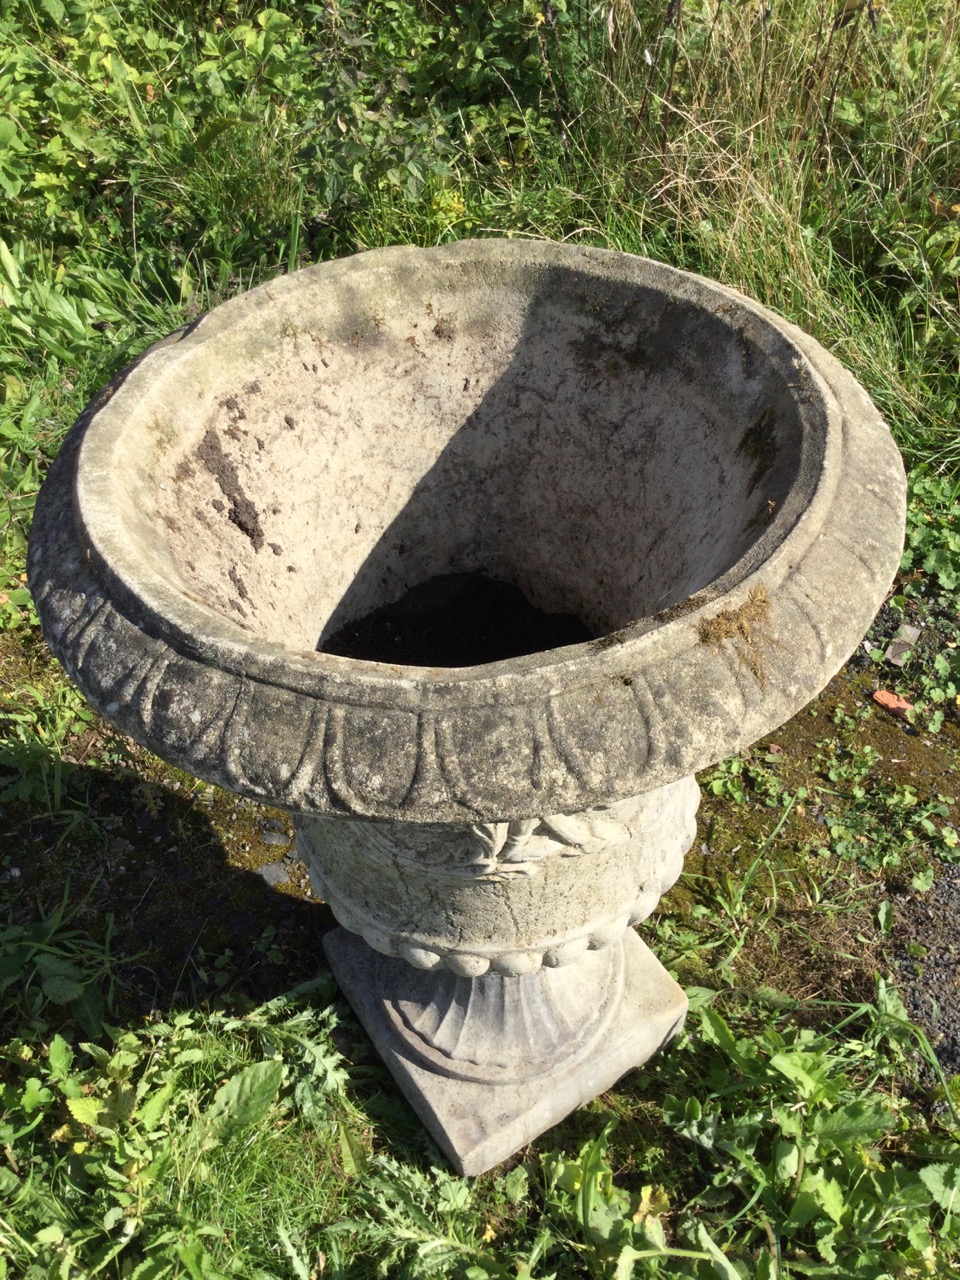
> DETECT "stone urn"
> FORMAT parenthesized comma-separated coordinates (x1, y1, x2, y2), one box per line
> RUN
(28, 240, 905, 1174)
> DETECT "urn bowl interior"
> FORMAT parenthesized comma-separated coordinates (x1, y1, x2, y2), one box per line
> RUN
(77, 243, 826, 661)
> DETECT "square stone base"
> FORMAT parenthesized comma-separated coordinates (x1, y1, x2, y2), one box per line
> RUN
(324, 927, 686, 1176)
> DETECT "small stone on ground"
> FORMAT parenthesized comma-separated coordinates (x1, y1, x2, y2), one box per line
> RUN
(261, 830, 291, 847)
(257, 861, 289, 887)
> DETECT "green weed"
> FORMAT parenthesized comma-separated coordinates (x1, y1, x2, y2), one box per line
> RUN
(2, 1, 960, 1275)
(1, 959, 357, 1278)
(0, 881, 124, 1042)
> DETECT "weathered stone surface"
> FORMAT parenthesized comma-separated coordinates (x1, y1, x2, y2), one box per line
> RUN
(256, 861, 289, 887)
(29, 241, 906, 824)
(324, 925, 687, 1176)
(296, 775, 699, 975)
(27, 240, 907, 1173)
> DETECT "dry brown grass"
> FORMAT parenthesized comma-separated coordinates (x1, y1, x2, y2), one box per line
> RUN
(697, 583, 774, 684)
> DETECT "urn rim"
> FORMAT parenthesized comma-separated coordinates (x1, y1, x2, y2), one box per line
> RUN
(29, 239, 906, 820)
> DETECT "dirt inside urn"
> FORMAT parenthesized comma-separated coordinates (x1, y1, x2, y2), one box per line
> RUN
(319, 572, 594, 667)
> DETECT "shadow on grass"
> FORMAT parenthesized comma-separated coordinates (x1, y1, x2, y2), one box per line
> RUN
(0, 752, 435, 1174)
(0, 757, 339, 1030)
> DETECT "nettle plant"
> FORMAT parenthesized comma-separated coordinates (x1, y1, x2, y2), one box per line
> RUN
(530, 987, 960, 1280)
(0, 976, 352, 1279)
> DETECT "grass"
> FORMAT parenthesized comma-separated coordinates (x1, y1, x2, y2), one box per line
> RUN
(2, 0, 960, 1276)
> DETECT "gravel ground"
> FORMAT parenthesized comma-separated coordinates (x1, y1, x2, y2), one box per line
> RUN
(894, 862, 960, 1077)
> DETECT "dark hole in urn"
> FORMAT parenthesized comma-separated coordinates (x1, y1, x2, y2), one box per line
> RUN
(319, 572, 595, 667)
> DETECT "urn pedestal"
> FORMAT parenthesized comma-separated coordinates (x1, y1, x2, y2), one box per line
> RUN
(299, 778, 696, 1171)
(28, 240, 906, 1174)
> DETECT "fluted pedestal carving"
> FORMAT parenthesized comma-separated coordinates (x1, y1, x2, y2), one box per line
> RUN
(326, 929, 683, 1174)
(298, 778, 697, 1172)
